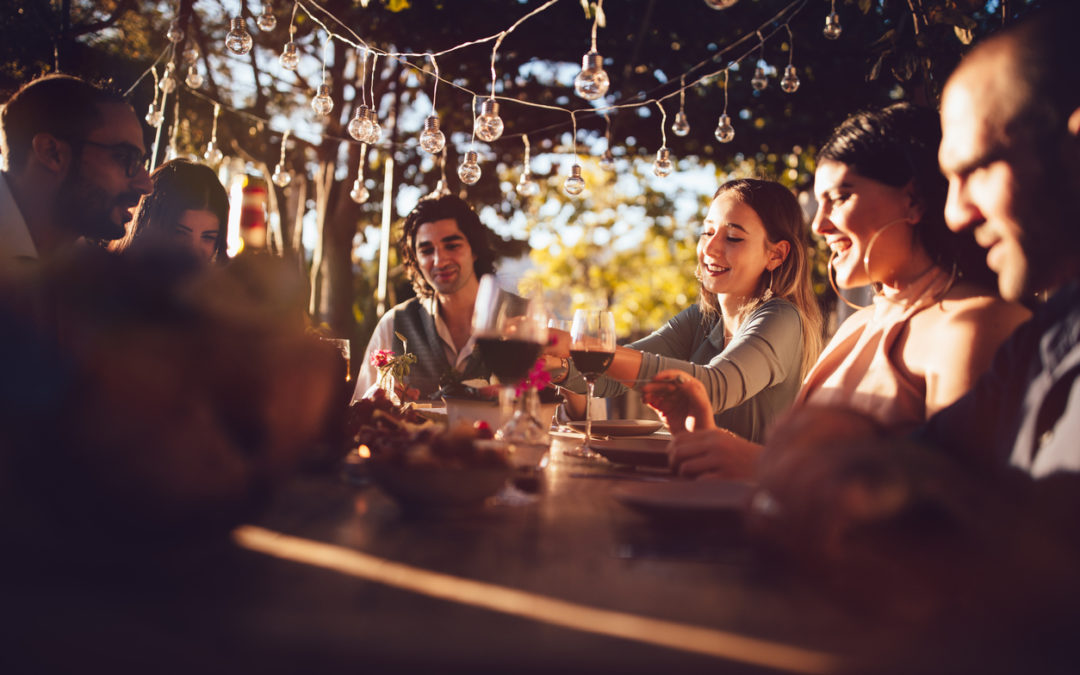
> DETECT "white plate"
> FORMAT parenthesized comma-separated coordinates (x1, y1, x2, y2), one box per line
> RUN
(612, 480, 754, 518)
(568, 419, 664, 437)
(589, 436, 671, 468)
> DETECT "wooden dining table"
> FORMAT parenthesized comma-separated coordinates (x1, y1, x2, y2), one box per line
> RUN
(4, 433, 897, 675)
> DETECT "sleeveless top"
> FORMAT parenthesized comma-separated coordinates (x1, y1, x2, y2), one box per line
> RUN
(796, 266, 956, 433)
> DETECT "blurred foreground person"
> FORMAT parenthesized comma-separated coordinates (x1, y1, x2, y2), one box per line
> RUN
(0, 74, 152, 266)
(0, 247, 343, 562)
(110, 158, 229, 265)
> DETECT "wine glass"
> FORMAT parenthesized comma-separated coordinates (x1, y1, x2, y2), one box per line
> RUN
(565, 309, 616, 459)
(472, 275, 548, 440)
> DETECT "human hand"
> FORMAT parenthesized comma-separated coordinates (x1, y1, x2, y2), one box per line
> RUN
(666, 427, 760, 480)
(543, 327, 571, 358)
(642, 370, 714, 434)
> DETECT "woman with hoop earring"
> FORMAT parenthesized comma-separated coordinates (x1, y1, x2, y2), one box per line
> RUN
(647, 104, 1030, 479)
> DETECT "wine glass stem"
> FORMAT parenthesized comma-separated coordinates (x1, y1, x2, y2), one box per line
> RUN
(584, 379, 595, 448)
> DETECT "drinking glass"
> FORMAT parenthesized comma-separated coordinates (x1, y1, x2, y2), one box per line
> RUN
(566, 309, 616, 459)
(471, 275, 548, 440)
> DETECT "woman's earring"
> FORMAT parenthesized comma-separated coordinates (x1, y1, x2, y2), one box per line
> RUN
(762, 269, 774, 301)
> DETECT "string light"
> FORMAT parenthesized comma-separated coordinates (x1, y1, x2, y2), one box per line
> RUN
(824, 0, 842, 40)
(672, 75, 690, 137)
(458, 150, 482, 185)
(475, 99, 504, 142)
(653, 101, 673, 178)
(780, 24, 800, 93)
(159, 62, 177, 93)
(750, 31, 769, 92)
(364, 53, 382, 144)
(311, 34, 334, 118)
(204, 103, 224, 164)
(167, 19, 185, 44)
(574, 0, 610, 101)
(145, 65, 164, 128)
(185, 65, 203, 89)
(257, 3, 277, 32)
(225, 16, 253, 55)
(516, 135, 540, 197)
(272, 130, 292, 187)
(280, 4, 300, 70)
(348, 50, 374, 141)
(419, 55, 446, 153)
(714, 70, 735, 143)
(350, 143, 370, 203)
(564, 112, 585, 196)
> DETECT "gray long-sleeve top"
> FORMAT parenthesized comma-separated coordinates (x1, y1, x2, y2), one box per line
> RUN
(564, 298, 805, 443)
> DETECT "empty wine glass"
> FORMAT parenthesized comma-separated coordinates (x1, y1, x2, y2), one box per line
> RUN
(565, 309, 616, 459)
(471, 275, 548, 440)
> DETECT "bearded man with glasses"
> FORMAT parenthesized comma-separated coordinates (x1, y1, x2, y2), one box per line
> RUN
(0, 74, 153, 267)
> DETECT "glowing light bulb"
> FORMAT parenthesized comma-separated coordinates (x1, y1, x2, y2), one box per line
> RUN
(182, 44, 199, 64)
(516, 172, 540, 197)
(204, 141, 224, 165)
(347, 105, 372, 142)
(185, 66, 203, 89)
(279, 41, 300, 70)
(350, 179, 370, 203)
(458, 150, 482, 185)
(599, 149, 616, 172)
(256, 8, 277, 32)
(714, 113, 735, 143)
(704, 0, 740, 8)
(145, 103, 163, 128)
(574, 52, 610, 101)
(751, 66, 768, 92)
(823, 12, 842, 40)
(419, 115, 446, 154)
(166, 20, 185, 44)
(225, 17, 253, 55)
(672, 111, 691, 137)
(159, 75, 176, 94)
(364, 108, 382, 144)
(311, 84, 333, 117)
(653, 148, 674, 177)
(563, 164, 585, 196)
(474, 99, 504, 142)
(272, 164, 292, 187)
(780, 65, 800, 93)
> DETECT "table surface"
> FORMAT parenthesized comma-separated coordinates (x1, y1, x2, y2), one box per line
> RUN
(4, 434, 893, 675)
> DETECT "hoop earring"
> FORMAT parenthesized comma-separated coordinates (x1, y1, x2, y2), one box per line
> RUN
(762, 268, 774, 301)
(861, 217, 911, 293)
(829, 251, 869, 311)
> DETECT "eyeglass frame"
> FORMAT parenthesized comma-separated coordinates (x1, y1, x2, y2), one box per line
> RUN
(75, 139, 150, 178)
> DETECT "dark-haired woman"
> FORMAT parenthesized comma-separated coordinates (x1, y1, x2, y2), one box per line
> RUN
(551, 178, 824, 444)
(652, 104, 1030, 478)
(111, 158, 229, 265)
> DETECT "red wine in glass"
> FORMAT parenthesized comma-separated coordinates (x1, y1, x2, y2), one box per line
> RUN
(566, 310, 616, 459)
(569, 349, 614, 381)
(476, 337, 543, 383)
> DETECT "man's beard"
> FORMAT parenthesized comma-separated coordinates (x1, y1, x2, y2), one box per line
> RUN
(58, 169, 136, 242)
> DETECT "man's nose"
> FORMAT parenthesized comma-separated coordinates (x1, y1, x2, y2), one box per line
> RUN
(943, 179, 978, 233)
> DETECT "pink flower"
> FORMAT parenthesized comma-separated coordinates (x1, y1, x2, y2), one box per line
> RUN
(370, 349, 394, 368)
(515, 358, 552, 397)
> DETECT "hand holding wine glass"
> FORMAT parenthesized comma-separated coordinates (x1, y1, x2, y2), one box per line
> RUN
(566, 309, 616, 458)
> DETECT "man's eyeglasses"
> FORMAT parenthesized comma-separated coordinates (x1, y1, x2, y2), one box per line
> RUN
(78, 140, 150, 178)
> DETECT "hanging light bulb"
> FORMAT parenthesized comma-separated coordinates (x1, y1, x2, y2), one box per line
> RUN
(704, 0, 740, 8)
(311, 84, 334, 117)
(824, 12, 842, 40)
(474, 99, 504, 142)
(145, 103, 164, 128)
(204, 141, 223, 165)
(458, 150, 482, 185)
(672, 111, 691, 137)
(350, 179, 370, 203)
(279, 41, 300, 70)
(272, 164, 292, 187)
(159, 63, 177, 94)
(714, 113, 735, 143)
(256, 7, 277, 32)
(225, 17, 254, 55)
(347, 105, 373, 142)
(166, 19, 185, 44)
(751, 66, 768, 92)
(780, 65, 800, 93)
(563, 164, 585, 196)
(599, 149, 616, 171)
(516, 172, 540, 197)
(363, 107, 382, 144)
(653, 148, 674, 177)
(419, 115, 446, 154)
(182, 43, 199, 64)
(185, 66, 203, 89)
(574, 52, 610, 101)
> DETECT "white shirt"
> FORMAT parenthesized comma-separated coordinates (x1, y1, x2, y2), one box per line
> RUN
(351, 294, 479, 401)
(0, 171, 38, 264)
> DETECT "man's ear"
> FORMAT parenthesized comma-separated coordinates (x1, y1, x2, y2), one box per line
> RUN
(29, 133, 72, 175)
(767, 240, 791, 271)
